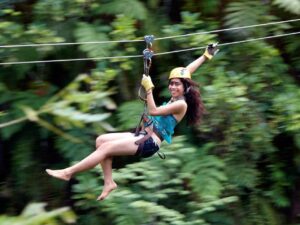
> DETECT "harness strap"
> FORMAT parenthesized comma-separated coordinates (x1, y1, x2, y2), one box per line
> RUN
(134, 113, 144, 136)
(134, 102, 148, 136)
(135, 131, 152, 145)
(134, 121, 166, 159)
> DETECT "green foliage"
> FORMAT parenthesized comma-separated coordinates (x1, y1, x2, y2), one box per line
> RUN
(1, 1, 300, 225)
(116, 100, 144, 130)
(72, 136, 237, 225)
(273, 0, 300, 15)
(98, 0, 148, 20)
(162, 11, 217, 53)
(74, 22, 112, 58)
(33, 0, 100, 22)
(0, 202, 76, 225)
(271, 86, 300, 132)
(0, 20, 63, 79)
(182, 143, 227, 200)
(54, 130, 93, 162)
(224, 1, 287, 37)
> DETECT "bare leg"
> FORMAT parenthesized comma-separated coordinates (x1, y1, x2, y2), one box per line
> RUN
(46, 135, 139, 180)
(46, 132, 141, 200)
(95, 133, 133, 200)
(46, 132, 134, 181)
(97, 157, 117, 200)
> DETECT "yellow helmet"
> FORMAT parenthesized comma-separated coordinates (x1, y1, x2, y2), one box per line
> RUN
(169, 67, 191, 80)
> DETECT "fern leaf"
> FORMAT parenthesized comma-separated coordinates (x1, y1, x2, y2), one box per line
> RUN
(224, 1, 277, 37)
(74, 22, 112, 58)
(98, 0, 147, 20)
(273, 0, 300, 15)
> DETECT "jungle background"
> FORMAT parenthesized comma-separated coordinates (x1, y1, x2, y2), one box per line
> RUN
(0, 0, 300, 225)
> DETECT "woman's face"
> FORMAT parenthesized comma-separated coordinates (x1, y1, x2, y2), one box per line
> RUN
(168, 78, 184, 98)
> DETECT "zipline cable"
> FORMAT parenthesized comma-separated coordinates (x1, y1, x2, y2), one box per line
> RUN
(0, 54, 143, 65)
(0, 39, 143, 48)
(154, 31, 300, 56)
(155, 18, 300, 41)
(0, 18, 299, 49)
(0, 31, 299, 65)
(1, 30, 299, 129)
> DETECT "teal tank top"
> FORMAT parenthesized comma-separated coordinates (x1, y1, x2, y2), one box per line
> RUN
(150, 114, 177, 143)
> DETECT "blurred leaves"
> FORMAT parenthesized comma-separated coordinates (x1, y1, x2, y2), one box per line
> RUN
(0, 1, 300, 225)
(272, 86, 300, 132)
(116, 100, 144, 130)
(98, 0, 148, 20)
(72, 136, 237, 225)
(74, 22, 112, 58)
(0, 202, 76, 225)
(273, 0, 300, 15)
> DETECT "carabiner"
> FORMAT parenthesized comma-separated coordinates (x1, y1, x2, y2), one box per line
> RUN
(143, 48, 154, 60)
(139, 34, 155, 101)
(143, 46, 153, 76)
(144, 35, 155, 49)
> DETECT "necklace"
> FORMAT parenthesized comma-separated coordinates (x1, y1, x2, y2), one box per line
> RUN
(168, 96, 186, 104)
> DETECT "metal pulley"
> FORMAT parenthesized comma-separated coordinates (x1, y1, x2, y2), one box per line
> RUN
(143, 48, 154, 77)
(139, 35, 155, 101)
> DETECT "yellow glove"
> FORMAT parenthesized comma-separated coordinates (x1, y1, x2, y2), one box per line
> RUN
(203, 43, 219, 60)
(141, 74, 154, 92)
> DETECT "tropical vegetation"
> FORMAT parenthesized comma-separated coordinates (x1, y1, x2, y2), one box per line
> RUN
(0, 0, 300, 225)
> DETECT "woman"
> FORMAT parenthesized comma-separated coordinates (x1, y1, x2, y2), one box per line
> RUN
(46, 43, 218, 201)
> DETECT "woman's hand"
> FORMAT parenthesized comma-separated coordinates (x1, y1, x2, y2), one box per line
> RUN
(203, 43, 219, 60)
(141, 74, 154, 92)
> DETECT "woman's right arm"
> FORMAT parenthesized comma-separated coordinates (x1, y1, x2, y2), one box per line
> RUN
(141, 75, 186, 116)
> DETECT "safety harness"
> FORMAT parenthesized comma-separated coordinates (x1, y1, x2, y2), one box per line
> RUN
(134, 35, 166, 159)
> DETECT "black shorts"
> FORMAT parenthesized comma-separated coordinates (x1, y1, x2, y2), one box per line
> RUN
(135, 136, 160, 158)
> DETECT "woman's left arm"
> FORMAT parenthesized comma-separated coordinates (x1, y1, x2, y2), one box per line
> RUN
(186, 55, 207, 74)
(186, 43, 219, 74)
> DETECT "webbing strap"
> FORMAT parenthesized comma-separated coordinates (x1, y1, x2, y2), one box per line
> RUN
(134, 103, 148, 136)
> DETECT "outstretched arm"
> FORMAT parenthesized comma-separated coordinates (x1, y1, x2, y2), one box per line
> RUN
(186, 55, 207, 74)
(186, 43, 219, 75)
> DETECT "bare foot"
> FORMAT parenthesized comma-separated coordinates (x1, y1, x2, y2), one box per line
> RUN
(45, 169, 71, 181)
(97, 182, 117, 201)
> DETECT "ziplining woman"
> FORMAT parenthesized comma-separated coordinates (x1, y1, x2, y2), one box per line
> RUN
(45, 43, 219, 201)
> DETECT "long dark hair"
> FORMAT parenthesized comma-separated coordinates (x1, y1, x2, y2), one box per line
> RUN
(181, 78, 205, 126)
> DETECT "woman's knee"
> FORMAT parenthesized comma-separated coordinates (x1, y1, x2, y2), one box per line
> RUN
(96, 142, 113, 157)
(96, 135, 108, 148)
